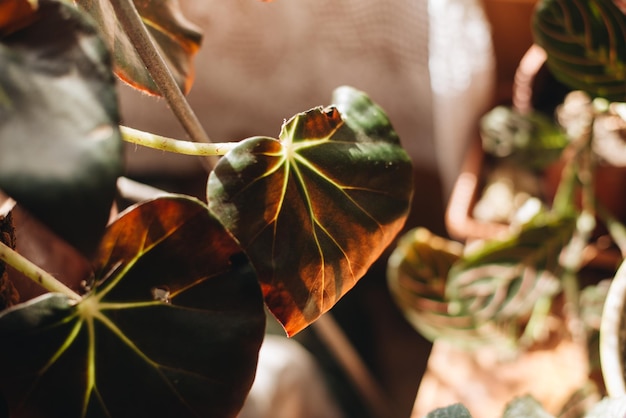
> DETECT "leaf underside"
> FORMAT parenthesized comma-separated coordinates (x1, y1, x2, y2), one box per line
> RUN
(208, 86, 414, 335)
(0, 0, 123, 255)
(533, 0, 626, 101)
(0, 196, 266, 418)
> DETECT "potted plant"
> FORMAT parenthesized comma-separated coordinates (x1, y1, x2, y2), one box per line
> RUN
(388, 0, 626, 415)
(0, 1, 415, 417)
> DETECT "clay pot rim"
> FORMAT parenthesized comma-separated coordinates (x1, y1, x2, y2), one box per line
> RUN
(600, 259, 626, 397)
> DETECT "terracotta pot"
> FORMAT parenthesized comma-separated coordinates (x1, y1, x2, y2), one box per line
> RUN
(446, 44, 624, 270)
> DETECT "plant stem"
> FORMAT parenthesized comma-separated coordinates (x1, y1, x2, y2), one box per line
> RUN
(551, 156, 578, 217)
(598, 204, 626, 257)
(520, 295, 552, 346)
(108, 0, 212, 149)
(0, 241, 82, 302)
(549, 107, 601, 342)
(120, 126, 238, 156)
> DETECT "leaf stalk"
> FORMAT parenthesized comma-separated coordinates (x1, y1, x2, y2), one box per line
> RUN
(108, 0, 212, 152)
(0, 241, 82, 302)
(121, 126, 238, 156)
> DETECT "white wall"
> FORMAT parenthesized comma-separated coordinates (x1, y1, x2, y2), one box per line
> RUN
(119, 0, 494, 200)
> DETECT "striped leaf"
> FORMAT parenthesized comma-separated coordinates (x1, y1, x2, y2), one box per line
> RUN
(387, 228, 522, 349)
(533, 0, 626, 101)
(447, 215, 576, 326)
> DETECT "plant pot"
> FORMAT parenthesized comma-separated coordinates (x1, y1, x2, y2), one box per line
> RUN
(600, 259, 626, 397)
(445, 44, 624, 271)
(445, 44, 563, 243)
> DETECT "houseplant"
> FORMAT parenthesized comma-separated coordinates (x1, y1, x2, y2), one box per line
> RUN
(0, 1, 414, 417)
(389, 0, 626, 415)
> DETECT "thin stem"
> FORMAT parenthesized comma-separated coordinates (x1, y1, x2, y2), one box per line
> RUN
(598, 204, 626, 257)
(551, 159, 578, 216)
(121, 126, 238, 156)
(108, 0, 212, 149)
(0, 241, 82, 302)
(553, 113, 596, 341)
(312, 314, 395, 418)
(519, 295, 553, 347)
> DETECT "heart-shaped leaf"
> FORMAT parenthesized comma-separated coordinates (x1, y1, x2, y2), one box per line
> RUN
(447, 215, 576, 325)
(0, 196, 266, 418)
(533, 0, 626, 101)
(0, 0, 123, 255)
(75, 0, 202, 95)
(208, 86, 413, 335)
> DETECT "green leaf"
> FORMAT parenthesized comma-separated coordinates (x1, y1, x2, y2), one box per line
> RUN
(386, 228, 519, 349)
(208, 86, 413, 336)
(0, 196, 266, 418)
(479, 106, 568, 170)
(75, 0, 202, 95)
(0, 0, 123, 255)
(447, 215, 576, 326)
(533, 0, 626, 101)
(426, 404, 473, 418)
(502, 396, 554, 418)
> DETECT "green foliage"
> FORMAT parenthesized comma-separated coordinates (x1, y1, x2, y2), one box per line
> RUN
(447, 214, 576, 325)
(388, 211, 577, 351)
(0, 0, 414, 416)
(425, 404, 473, 418)
(0, 0, 123, 255)
(424, 395, 626, 418)
(0, 197, 266, 417)
(479, 106, 568, 171)
(386, 228, 517, 349)
(533, 0, 626, 101)
(502, 396, 554, 418)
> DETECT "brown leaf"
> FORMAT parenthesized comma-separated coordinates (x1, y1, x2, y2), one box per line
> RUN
(0, 0, 37, 37)
(76, 0, 202, 95)
(208, 88, 414, 335)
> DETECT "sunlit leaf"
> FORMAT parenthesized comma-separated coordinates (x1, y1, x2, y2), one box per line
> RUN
(386, 228, 519, 350)
(78, 0, 201, 94)
(0, 196, 266, 418)
(208, 86, 413, 336)
(75, 0, 202, 95)
(0, 0, 123, 255)
(447, 215, 576, 326)
(533, 0, 626, 101)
